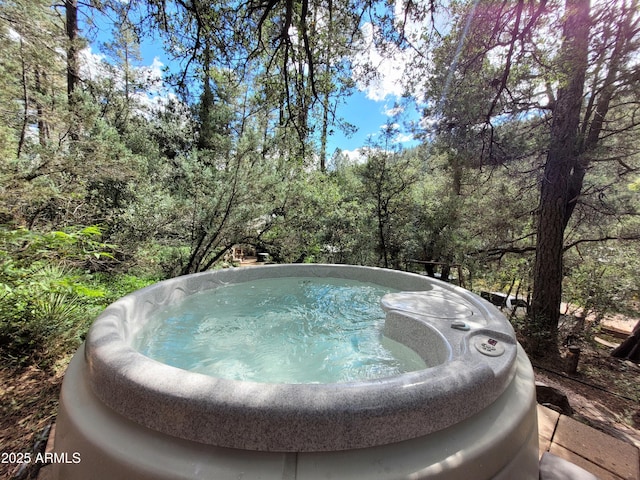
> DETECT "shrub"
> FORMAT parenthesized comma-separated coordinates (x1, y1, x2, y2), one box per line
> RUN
(0, 226, 115, 368)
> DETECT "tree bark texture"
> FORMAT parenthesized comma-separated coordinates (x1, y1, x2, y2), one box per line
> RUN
(17, 38, 28, 159)
(611, 321, 640, 363)
(65, 0, 79, 99)
(530, 0, 590, 349)
(66, 0, 80, 141)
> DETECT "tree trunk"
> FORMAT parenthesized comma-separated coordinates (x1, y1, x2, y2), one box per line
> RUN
(17, 38, 29, 159)
(65, 0, 79, 99)
(565, 0, 633, 224)
(198, 40, 214, 151)
(66, 0, 79, 141)
(35, 69, 49, 145)
(319, 0, 333, 173)
(320, 89, 330, 173)
(611, 321, 640, 363)
(377, 202, 389, 268)
(529, 0, 590, 354)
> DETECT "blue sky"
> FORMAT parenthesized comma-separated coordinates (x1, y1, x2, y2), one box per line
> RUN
(86, 18, 422, 157)
(330, 89, 421, 156)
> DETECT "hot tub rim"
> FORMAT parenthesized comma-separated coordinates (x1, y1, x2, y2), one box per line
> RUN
(85, 264, 518, 451)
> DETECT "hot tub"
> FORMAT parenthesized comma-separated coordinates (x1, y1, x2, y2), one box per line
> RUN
(53, 264, 539, 479)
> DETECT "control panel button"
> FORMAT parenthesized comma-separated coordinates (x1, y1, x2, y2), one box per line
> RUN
(474, 336, 505, 357)
(451, 321, 470, 331)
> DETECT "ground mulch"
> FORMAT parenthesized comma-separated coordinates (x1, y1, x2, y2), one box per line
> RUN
(0, 365, 62, 480)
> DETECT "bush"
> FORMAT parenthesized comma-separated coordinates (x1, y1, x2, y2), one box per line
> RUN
(0, 225, 138, 368)
(0, 262, 101, 368)
(564, 244, 640, 322)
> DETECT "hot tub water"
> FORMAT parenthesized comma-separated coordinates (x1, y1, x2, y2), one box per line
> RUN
(134, 277, 426, 383)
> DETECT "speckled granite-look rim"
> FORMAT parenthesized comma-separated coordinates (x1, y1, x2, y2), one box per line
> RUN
(85, 264, 518, 452)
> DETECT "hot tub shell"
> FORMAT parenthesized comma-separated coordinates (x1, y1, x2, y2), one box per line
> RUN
(53, 264, 539, 479)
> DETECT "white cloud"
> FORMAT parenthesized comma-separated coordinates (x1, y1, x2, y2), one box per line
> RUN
(351, 1, 436, 103)
(341, 148, 366, 163)
(393, 132, 414, 143)
(351, 23, 410, 102)
(79, 47, 109, 80)
(340, 146, 407, 164)
(370, 122, 415, 145)
(383, 104, 405, 117)
(79, 46, 178, 118)
(137, 57, 164, 91)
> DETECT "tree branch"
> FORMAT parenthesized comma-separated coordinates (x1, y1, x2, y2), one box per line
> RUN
(563, 234, 640, 252)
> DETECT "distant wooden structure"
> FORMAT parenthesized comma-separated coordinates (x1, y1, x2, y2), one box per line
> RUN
(226, 244, 256, 263)
(405, 259, 466, 288)
(480, 291, 529, 311)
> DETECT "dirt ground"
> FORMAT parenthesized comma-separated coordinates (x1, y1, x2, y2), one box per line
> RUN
(533, 345, 640, 448)
(1, 318, 639, 480)
(0, 365, 63, 479)
(535, 311, 640, 454)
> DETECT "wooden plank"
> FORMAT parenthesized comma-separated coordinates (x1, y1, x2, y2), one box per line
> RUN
(594, 336, 620, 349)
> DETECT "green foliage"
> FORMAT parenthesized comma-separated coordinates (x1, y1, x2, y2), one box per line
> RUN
(564, 245, 640, 321)
(2, 225, 117, 269)
(261, 170, 367, 264)
(0, 225, 156, 368)
(356, 143, 421, 269)
(0, 258, 96, 368)
(0, 262, 89, 366)
(320, 174, 372, 264)
(87, 272, 160, 305)
(0, 0, 638, 369)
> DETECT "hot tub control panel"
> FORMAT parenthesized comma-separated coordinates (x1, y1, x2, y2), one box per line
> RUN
(381, 283, 518, 424)
(474, 336, 506, 357)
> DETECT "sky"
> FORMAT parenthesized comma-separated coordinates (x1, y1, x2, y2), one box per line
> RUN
(85, 13, 424, 159)
(329, 90, 421, 158)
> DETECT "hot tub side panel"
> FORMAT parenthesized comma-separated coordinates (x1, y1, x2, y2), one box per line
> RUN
(55, 345, 298, 480)
(53, 345, 538, 480)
